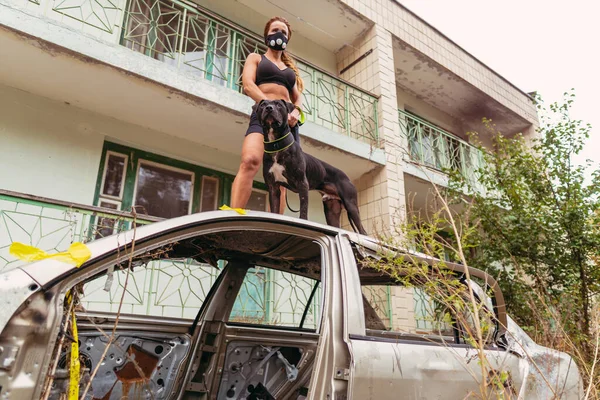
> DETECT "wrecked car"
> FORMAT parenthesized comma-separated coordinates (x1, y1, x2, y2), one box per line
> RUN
(0, 211, 584, 399)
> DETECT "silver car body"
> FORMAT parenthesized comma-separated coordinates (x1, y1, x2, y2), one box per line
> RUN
(0, 211, 584, 399)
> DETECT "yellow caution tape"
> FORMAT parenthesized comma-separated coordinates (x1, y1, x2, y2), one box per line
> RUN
(66, 291, 80, 400)
(219, 205, 247, 215)
(9, 242, 91, 267)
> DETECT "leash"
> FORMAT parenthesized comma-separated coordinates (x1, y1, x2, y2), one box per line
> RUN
(285, 191, 299, 213)
(66, 290, 80, 400)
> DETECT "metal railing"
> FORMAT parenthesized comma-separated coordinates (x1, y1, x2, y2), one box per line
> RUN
(398, 109, 484, 183)
(119, 0, 379, 146)
(0, 190, 160, 273)
(0, 190, 320, 325)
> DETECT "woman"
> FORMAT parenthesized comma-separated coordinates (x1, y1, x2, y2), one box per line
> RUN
(230, 16, 304, 212)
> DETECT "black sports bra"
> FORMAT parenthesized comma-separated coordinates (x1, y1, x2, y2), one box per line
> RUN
(255, 55, 296, 93)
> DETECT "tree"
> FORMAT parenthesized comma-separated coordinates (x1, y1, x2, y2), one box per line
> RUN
(449, 92, 600, 367)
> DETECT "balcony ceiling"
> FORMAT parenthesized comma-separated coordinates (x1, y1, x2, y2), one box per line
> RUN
(393, 39, 532, 135)
(195, 0, 372, 52)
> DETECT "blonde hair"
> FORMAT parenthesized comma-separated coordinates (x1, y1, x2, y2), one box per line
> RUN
(264, 16, 304, 93)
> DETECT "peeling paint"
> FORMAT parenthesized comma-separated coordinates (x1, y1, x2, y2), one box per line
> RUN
(393, 38, 533, 134)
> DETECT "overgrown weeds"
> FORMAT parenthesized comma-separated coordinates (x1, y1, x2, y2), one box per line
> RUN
(379, 92, 599, 398)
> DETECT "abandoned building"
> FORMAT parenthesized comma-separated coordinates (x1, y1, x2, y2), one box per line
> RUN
(0, 0, 538, 332)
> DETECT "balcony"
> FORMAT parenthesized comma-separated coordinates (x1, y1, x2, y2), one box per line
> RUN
(0, 0, 381, 161)
(392, 37, 535, 136)
(120, 0, 379, 145)
(398, 109, 484, 185)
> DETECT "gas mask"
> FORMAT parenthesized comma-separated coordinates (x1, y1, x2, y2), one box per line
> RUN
(265, 31, 288, 51)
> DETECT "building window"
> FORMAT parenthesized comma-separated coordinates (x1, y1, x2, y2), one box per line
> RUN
(200, 176, 220, 212)
(94, 142, 267, 224)
(246, 189, 268, 212)
(98, 151, 128, 207)
(133, 160, 194, 218)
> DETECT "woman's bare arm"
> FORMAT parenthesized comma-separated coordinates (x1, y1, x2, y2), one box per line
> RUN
(242, 53, 268, 103)
(288, 83, 302, 126)
(290, 83, 302, 109)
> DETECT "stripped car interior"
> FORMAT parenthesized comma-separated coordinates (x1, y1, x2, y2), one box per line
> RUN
(1, 224, 325, 399)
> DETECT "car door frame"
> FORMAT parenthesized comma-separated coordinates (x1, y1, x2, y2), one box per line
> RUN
(29, 219, 343, 400)
(335, 234, 528, 399)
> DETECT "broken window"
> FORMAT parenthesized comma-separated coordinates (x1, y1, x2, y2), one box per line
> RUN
(361, 284, 392, 330)
(352, 241, 497, 346)
(80, 257, 221, 319)
(229, 266, 321, 329)
(45, 226, 324, 399)
(360, 279, 455, 341)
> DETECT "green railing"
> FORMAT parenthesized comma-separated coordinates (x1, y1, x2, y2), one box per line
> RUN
(398, 109, 484, 183)
(0, 190, 319, 325)
(119, 0, 379, 145)
(0, 190, 160, 273)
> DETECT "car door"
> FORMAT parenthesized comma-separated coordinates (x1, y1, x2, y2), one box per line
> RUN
(336, 235, 527, 400)
(0, 217, 339, 400)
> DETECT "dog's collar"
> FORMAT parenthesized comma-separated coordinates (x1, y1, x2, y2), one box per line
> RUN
(264, 129, 295, 154)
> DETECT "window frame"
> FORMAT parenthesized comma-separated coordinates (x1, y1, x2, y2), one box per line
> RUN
(199, 175, 220, 212)
(346, 239, 508, 350)
(132, 158, 196, 217)
(93, 141, 268, 217)
(58, 221, 330, 334)
(246, 187, 269, 212)
(227, 264, 322, 332)
(98, 150, 129, 203)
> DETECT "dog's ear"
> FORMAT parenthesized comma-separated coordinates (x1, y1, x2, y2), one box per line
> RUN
(252, 100, 264, 114)
(281, 100, 296, 114)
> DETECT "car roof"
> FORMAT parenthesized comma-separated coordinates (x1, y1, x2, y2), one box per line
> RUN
(15, 210, 370, 287)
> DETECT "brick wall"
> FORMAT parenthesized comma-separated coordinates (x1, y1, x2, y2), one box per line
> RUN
(336, 25, 416, 331)
(336, 25, 407, 238)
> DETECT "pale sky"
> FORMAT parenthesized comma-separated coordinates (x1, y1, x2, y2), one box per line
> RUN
(399, 0, 599, 170)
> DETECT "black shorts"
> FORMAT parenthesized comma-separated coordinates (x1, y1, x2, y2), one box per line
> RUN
(246, 111, 300, 144)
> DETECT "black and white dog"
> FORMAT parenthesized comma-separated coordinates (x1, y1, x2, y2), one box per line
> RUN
(255, 99, 367, 235)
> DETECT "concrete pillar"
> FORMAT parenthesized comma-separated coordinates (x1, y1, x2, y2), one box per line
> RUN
(336, 25, 415, 332)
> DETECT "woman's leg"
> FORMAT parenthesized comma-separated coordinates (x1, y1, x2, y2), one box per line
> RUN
(231, 133, 264, 209)
(231, 132, 288, 214)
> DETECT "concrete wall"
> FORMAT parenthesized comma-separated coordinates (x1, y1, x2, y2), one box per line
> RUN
(194, 0, 338, 74)
(0, 84, 329, 224)
(339, 0, 538, 125)
(0, 85, 103, 204)
(397, 89, 464, 140)
(336, 25, 406, 237)
(334, 25, 416, 332)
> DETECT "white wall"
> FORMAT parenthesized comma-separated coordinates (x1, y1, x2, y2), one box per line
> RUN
(397, 88, 465, 139)
(397, 87, 496, 150)
(0, 85, 104, 204)
(0, 84, 329, 225)
(194, 0, 338, 74)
